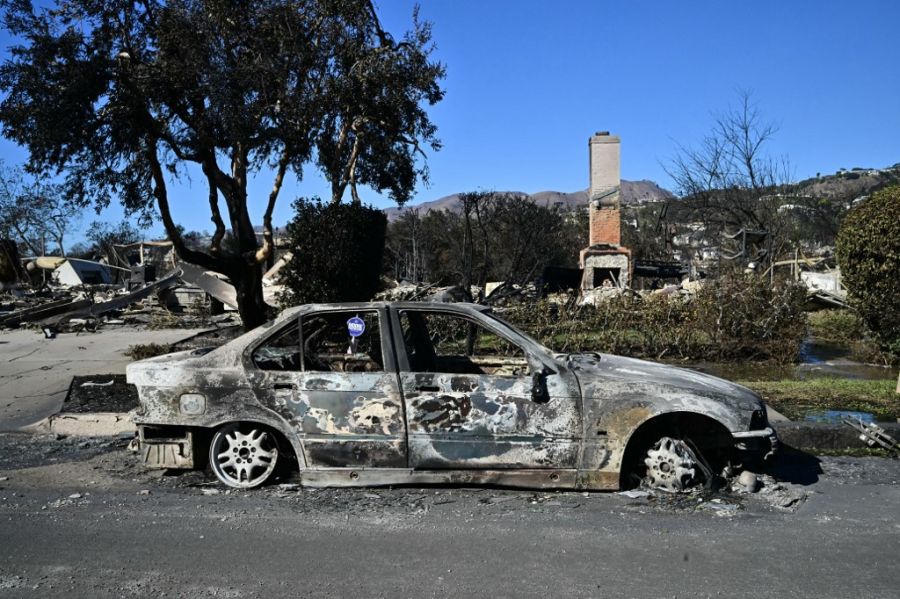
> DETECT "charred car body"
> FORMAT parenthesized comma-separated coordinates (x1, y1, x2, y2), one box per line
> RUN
(126, 302, 777, 490)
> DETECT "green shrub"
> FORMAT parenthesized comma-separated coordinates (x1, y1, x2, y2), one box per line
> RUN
(807, 309, 863, 344)
(502, 275, 808, 363)
(836, 185, 900, 357)
(279, 198, 387, 305)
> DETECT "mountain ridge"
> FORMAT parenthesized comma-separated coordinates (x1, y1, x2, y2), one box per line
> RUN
(384, 179, 675, 221)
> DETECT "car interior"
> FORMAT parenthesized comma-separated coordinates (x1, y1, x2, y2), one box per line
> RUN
(400, 311, 530, 377)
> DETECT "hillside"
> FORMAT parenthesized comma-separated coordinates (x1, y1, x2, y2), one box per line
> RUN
(381, 165, 899, 223)
(384, 179, 674, 221)
(795, 165, 900, 201)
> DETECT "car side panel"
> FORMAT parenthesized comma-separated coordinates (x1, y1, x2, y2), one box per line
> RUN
(248, 370, 407, 468)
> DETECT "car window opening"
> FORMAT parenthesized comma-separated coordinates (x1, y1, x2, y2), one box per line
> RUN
(400, 311, 530, 377)
(253, 310, 383, 372)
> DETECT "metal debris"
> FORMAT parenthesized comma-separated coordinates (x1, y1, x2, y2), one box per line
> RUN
(618, 489, 650, 499)
(841, 416, 899, 455)
(177, 262, 239, 309)
(80, 380, 115, 388)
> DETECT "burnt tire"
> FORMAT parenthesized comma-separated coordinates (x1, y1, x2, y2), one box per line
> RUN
(643, 437, 698, 492)
(209, 423, 280, 489)
(621, 414, 734, 491)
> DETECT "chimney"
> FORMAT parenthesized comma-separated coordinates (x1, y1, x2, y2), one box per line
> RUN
(588, 132, 621, 246)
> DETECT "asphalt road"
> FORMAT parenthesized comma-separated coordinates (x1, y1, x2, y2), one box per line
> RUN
(0, 434, 898, 598)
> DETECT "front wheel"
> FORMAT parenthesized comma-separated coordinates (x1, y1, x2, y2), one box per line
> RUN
(643, 437, 698, 492)
(209, 423, 280, 489)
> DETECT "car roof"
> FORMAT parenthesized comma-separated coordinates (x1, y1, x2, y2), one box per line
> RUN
(277, 301, 492, 319)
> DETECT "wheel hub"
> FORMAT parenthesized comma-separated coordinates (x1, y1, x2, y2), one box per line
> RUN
(211, 426, 279, 489)
(644, 437, 696, 492)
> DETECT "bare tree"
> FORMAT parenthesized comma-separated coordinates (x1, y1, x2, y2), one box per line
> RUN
(385, 209, 430, 282)
(666, 90, 793, 268)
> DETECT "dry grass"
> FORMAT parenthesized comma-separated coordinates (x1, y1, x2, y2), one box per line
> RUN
(125, 343, 175, 361)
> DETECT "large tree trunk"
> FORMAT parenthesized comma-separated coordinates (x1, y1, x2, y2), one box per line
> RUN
(233, 262, 268, 330)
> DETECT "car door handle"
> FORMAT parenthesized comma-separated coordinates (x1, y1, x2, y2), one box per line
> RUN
(415, 385, 440, 392)
(274, 383, 295, 390)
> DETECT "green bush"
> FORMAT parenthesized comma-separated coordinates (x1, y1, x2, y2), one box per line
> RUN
(807, 309, 863, 345)
(279, 198, 387, 305)
(836, 185, 900, 357)
(744, 378, 900, 421)
(502, 275, 808, 363)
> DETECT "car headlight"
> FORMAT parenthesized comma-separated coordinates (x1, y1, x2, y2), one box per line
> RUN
(749, 408, 768, 430)
(179, 393, 206, 415)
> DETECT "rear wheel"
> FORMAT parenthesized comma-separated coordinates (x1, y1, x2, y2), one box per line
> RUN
(209, 423, 280, 489)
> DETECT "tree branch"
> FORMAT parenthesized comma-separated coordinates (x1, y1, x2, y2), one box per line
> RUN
(206, 173, 225, 255)
(254, 149, 290, 264)
(146, 135, 223, 275)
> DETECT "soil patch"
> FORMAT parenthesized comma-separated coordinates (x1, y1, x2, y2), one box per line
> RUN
(171, 325, 244, 351)
(62, 374, 139, 414)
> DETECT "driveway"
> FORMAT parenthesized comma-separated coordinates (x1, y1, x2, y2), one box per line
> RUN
(0, 327, 206, 430)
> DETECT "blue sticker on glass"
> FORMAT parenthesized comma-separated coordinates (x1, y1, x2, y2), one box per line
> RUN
(347, 316, 366, 338)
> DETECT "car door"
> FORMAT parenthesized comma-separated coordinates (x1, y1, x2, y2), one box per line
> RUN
(247, 308, 407, 468)
(391, 306, 580, 470)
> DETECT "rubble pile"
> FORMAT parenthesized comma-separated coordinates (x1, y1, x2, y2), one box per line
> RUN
(0, 271, 241, 334)
(0, 241, 300, 334)
(375, 280, 472, 303)
(623, 469, 808, 514)
(0, 248, 252, 334)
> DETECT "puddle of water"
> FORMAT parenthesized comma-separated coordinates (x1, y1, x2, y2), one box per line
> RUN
(798, 339, 850, 364)
(804, 410, 876, 424)
(670, 337, 898, 382)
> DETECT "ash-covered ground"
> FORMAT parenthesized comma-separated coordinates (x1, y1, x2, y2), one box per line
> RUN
(0, 431, 828, 516)
(0, 432, 898, 598)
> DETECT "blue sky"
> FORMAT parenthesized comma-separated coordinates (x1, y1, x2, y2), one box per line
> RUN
(1, 0, 899, 243)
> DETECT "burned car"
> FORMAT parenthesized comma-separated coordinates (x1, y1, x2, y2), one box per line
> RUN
(126, 302, 777, 490)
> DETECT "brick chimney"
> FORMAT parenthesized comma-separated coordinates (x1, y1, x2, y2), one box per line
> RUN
(580, 131, 630, 290)
(588, 132, 621, 246)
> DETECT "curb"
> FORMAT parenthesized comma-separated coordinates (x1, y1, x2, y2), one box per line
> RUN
(27, 412, 135, 437)
(773, 421, 900, 452)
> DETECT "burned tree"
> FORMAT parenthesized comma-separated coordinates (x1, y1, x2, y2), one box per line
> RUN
(0, 0, 444, 328)
(666, 91, 792, 269)
(384, 193, 583, 300)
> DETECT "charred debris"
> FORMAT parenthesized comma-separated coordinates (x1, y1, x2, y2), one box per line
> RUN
(0, 239, 293, 335)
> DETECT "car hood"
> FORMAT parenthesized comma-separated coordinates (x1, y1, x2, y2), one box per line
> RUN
(565, 352, 762, 411)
